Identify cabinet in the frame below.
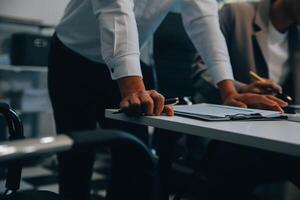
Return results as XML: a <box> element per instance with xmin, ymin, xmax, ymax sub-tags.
<box><xmin>0</xmin><ymin>65</ymin><xmax>55</xmax><ymax>139</ymax></box>
<box><xmin>0</xmin><ymin>16</ymin><xmax>56</xmax><ymax>139</ymax></box>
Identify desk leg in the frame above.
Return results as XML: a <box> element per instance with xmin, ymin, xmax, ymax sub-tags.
<box><xmin>156</xmin><ymin>128</ymin><xmax>179</xmax><ymax>200</ymax></box>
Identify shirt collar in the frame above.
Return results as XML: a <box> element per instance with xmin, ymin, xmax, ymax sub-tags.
<box><xmin>269</xmin><ymin>20</ymin><xmax>288</xmax><ymax>43</ymax></box>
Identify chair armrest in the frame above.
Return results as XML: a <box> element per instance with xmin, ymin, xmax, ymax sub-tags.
<box><xmin>0</xmin><ymin>135</ymin><xmax>73</xmax><ymax>163</ymax></box>
<box><xmin>0</xmin><ymin>129</ymin><xmax>154</xmax><ymax>166</ymax></box>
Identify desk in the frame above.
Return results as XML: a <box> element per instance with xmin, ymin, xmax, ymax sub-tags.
<box><xmin>106</xmin><ymin>109</ymin><xmax>300</xmax><ymax>157</ymax></box>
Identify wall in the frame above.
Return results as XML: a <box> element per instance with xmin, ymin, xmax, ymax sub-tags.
<box><xmin>0</xmin><ymin>0</ymin><xmax>69</xmax><ymax>25</ymax></box>
<box><xmin>0</xmin><ymin>0</ymin><xmax>70</xmax><ymax>137</ymax></box>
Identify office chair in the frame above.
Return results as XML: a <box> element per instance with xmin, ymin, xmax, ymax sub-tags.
<box><xmin>0</xmin><ymin>102</ymin><xmax>63</xmax><ymax>200</ymax></box>
<box><xmin>0</xmin><ymin>102</ymin><xmax>25</xmax><ymax>196</ymax></box>
<box><xmin>0</xmin><ymin>103</ymin><xmax>157</xmax><ymax>200</ymax></box>
<box><xmin>1</xmin><ymin>130</ymin><xmax>157</xmax><ymax>200</ymax></box>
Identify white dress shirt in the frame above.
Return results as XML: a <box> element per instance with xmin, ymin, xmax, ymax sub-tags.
<box><xmin>267</xmin><ymin>21</ymin><xmax>290</xmax><ymax>84</ymax></box>
<box><xmin>56</xmin><ymin>0</ymin><xmax>234</xmax><ymax>84</ymax></box>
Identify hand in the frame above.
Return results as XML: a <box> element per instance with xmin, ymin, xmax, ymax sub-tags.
<box><xmin>117</xmin><ymin>76</ymin><xmax>174</xmax><ymax>116</ymax></box>
<box><xmin>223</xmin><ymin>93</ymin><xmax>288</xmax><ymax>113</ymax></box>
<box><xmin>217</xmin><ymin>80</ymin><xmax>287</xmax><ymax>112</ymax></box>
<box><xmin>239</xmin><ymin>80</ymin><xmax>282</xmax><ymax>94</ymax></box>
<box><xmin>120</xmin><ymin>90</ymin><xmax>174</xmax><ymax>116</ymax></box>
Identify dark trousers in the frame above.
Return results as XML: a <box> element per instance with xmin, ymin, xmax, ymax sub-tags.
<box><xmin>48</xmin><ymin>34</ymin><xmax>154</xmax><ymax>200</ymax></box>
<box><xmin>199</xmin><ymin>140</ymin><xmax>300</xmax><ymax>200</ymax></box>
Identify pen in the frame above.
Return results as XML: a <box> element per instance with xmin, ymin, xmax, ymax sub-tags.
<box><xmin>113</xmin><ymin>97</ymin><xmax>179</xmax><ymax>114</ymax></box>
<box><xmin>249</xmin><ymin>70</ymin><xmax>293</xmax><ymax>102</ymax></box>
<box><xmin>164</xmin><ymin>97</ymin><xmax>180</xmax><ymax>105</ymax></box>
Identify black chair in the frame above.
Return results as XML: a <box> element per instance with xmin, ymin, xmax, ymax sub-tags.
<box><xmin>0</xmin><ymin>102</ymin><xmax>25</xmax><ymax>197</ymax></box>
<box><xmin>1</xmin><ymin>130</ymin><xmax>157</xmax><ymax>200</ymax></box>
<box><xmin>0</xmin><ymin>102</ymin><xmax>62</xmax><ymax>200</ymax></box>
<box><xmin>0</xmin><ymin>103</ymin><xmax>156</xmax><ymax>200</ymax></box>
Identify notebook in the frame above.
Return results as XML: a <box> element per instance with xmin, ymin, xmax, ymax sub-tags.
<box><xmin>173</xmin><ymin>103</ymin><xmax>286</xmax><ymax>121</ymax></box>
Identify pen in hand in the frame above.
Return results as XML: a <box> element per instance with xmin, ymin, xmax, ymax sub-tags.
<box><xmin>249</xmin><ymin>71</ymin><xmax>293</xmax><ymax>102</ymax></box>
<box><xmin>113</xmin><ymin>97</ymin><xmax>179</xmax><ymax>114</ymax></box>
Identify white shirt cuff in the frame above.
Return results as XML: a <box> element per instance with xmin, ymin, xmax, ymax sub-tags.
<box><xmin>106</xmin><ymin>54</ymin><xmax>143</xmax><ymax>80</ymax></box>
<box><xmin>209</xmin><ymin>62</ymin><xmax>234</xmax><ymax>85</ymax></box>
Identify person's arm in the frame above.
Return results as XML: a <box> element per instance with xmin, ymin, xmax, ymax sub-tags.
<box><xmin>91</xmin><ymin>0</ymin><xmax>140</xmax><ymax>80</ymax></box>
<box><xmin>180</xmin><ymin>0</ymin><xmax>238</xmax><ymax>100</ymax></box>
<box><xmin>180</xmin><ymin>0</ymin><xmax>233</xmax><ymax>85</ymax></box>
<box><xmin>90</xmin><ymin>0</ymin><xmax>173</xmax><ymax>116</ymax></box>
<box><xmin>181</xmin><ymin>0</ymin><xmax>287</xmax><ymax>111</ymax></box>
<box><xmin>218</xmin><ymin>4</ymin><xmax>282</xmax><ymax>95</ymax></box>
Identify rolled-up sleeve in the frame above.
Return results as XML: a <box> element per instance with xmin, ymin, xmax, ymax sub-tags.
<box><xmin>90</xmin><ymin>0</ymin><xmax>142</xmax><ymax>80</ymax></box>
<box><xmin>181</xmin><ymin>0</ymin><xmax>234</xmax><ymax>84</ymax></box>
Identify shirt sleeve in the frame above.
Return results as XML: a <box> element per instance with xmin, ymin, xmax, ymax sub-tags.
<box><xmin>181</xmin><ymin>0</ymin><xmax>234</xmax><ymax>85</ymax></box>
<box><xmin>90</xmin><ymin>0</ymin><xmax>142</xmax><ymax>80</ymax></box>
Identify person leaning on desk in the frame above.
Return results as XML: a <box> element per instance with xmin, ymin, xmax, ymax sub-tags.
<box><xmin>48</xmin><ymin>0</ymin><xmax>290</xmax><ymax>199</ymax></box>
<box><xmin>191</xmin><ymin>0</ymin><xmax>300</xmax><ymax>199</ymax></box>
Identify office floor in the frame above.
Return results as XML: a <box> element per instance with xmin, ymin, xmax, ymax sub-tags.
<box><xmin>0</xmin><ymin>154</ymin><xmax>110</xmax><ymax>199</ymax></box>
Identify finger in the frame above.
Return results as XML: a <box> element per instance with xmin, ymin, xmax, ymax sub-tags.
<box><xmin>224</xmin><ymin>99</ymin><xmax>247</xmax><ymax>108</ymax></box>
<box><xmin>254</xmin><ymin>80</ymin><xmax>274</xmax><ymax>88</ymax></box>
<box><xmin>265</xmin><ymin>95</ymin><xmax>288</xmax><ymax>107</ymax></box>
<box><xmin>273</xmin><ymin>83</ymin><xmax>282</xmax><ymax>93</ymax></box>
<box><xmin>128</xmin><ymin>95</ymin><xmax>142</xmax><ymax>116</ymax></box>
<box><xmin>262</xmin><ymin>102</ymin><xmax>284</xmax><ymax>113</ymax></box>
<box><xmin>258</xmin><ymin>96</ymin><xmax>284</xmax><ymax>112</ymax></box>
<box><xmin>254</xmin><ymin>81</ymin><xmax>282</xmax><ymax>93</ymax></box>
<box><xmin>163</xmin><ymin>105</ymin><xmax>174</xmax><ymax>116</ymax></box>
<box><xmin>120</xmin><ymin>98</ymin><xmax>130</xmax><ymax>109</ymax></box>
<box><xmin>120</xmin><ymin>100</ymin><xmax>136</xmax><ymax>116</ymax></box>
<box><xmin>120</xmin><ymin>99</ymin><xmax>130</xmax><ymax>111</ymax></box>
<box><xmin>139</xmin><ymin>93</ymin><xmax>154</xmax><ymax>115</ymax></box>
<box><xmin>236</xmin><ymin>93</ymin><xmax>283</xmax><ymax>112</ymax></box>
<box><xmin>264</xmin><ymin>80</ymin><xmax>282</xmax><ymax>93</ymax></box>
<box><xmin>150</xmin><ymin>90</ymin><xmax>165</xmax><ymax>115</ymax></box>
<box><xmin>251</xmin><ymin>87</ymin><xmax>264</xmax><ymax>94</ymax></box>
<box><xmin>242</xmin><ymin>83</ymin><xmax>264</xmax><ymax>94</ymax></box>
<box><xmin>239</xmin><ymin>93</ymin><xmax>269</xmax><ymax>105</ymax></box>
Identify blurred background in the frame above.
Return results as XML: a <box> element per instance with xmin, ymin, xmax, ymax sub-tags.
<box><xmin>0</xmin><ymin>0</ymin><xmax>299</xmax><ymax>200</ymax></box>
<box><xmin>0</xmin><ymin>0</ymin><xmax>253</xmax><ymax>139</ymax></box>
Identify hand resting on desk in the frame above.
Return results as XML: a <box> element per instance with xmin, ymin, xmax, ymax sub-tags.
<box><xmin>218</xmin><ymin>80</ymin><xmax>287</xmax><ymax>112</ymax></box>
<box><xmin>223</xmin><ymin>93</ymin><xmax>288</xmax><ymax>113</ymax></box>
<box><xmin>117</xmin><ymin>76</ymin><xmax>174</xmax><ymax>116</ymax></box>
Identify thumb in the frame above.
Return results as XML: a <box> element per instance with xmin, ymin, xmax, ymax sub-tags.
<box><xmin>163</xmin><ymin>105</ymin><xmax>174</xmax><ymax>116</ymax></box>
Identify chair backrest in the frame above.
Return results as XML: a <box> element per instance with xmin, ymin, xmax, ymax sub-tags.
<box><xmin>153</xmin><ymin>12</ymin><xmax>196</xmax><ymax>98</ymax></box>
<box><xmin>70</xmin><ymin>130</ymin><xmax>157</xmax><ymax>200</ymax></box>
<box><xmin>0</xmin><ymin>103</ymin><xmax>24</xmax><ymax>194</ymax></box>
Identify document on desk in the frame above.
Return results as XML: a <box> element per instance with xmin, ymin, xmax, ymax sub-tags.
<box><xmin>173</xmin><ymin>103</ymin><xmax>286</xmax><ymax>121</ymax></box>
